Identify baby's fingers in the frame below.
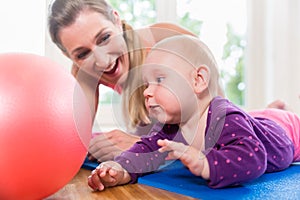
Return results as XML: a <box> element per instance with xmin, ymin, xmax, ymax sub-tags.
<box><xmin>87</xmin><ymin>175</ymin><xmax>98</xmax><ymax>191</ymax></box>
<box><xmin>96</xmin><ymin>164</ymin><xmax>108</xmax><ymax>177</ymax></box>
<box><xmin>158</xmin><ymin>139</ymin><xmax>185</xmax><ymax>151</ymax></box>
<box><xmin>157</xmin><ymin>139</ymin><xmax>173</xmax><ymax>152</ymax></box>
<box><xmin>88</xmin><ymin>170</ymin><xmax>105</xmax><ymax>191</ymax></box>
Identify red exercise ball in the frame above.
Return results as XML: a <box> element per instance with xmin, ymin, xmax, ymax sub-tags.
<box><xmin>0</xmin><ymin>53</ymin><xmax>92</xmax><ymax>200</ymax></box>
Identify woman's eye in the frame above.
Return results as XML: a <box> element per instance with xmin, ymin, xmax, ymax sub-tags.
<box><xmin>156</xmin><ymin>77</ymin><xmax>165</xmax><ymax>83</ymax></box>
<box><xmin>97</xmin><ymin>33</ymin><xmax>111</xmax><ymax>46</ymax></box>
<box><xmin>76</xmin><ymin>50</ymin><xmax>90</xmax><ymax>60</ymax></box>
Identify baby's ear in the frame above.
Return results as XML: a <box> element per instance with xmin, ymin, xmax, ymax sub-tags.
<box><xmin>193</xmin><ymin>65</ymin><xmax>210</xmax><ymax>94</ymax></box>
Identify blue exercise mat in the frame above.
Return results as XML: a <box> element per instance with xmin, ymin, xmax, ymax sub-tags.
<box><xmin>81</xmin><ymin>157</ymin><xmax>99</xmax><ymax>170</ymax></box>
<box><xmin>139</xmin><ymin>161</ymin><xmax>300</xmax><ymax>200</ymax></box>
<box><xmin>82</xmin><ymin>158</ymin><xmax>300</xmax><ymax>199</ymax></box>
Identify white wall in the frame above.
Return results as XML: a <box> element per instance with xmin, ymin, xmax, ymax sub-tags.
<box><xmin>0</xmin><ymin>0</ymin><xmax>71</xmax><ymax>71</ymax></box>
<box><xmin>45</xmin><ymin>0</ymin><xmax>72</xmax><ymax>72</ymax></box>
<box><xmin>246</xmin><ymin>0</ymin><xmax>300</xmax><ymax>114</ymax></box>
<box><xmin>0</xmin><ymin>1</ymin><xmax>46</xmax><ymax>55</ymax></box>
<box><xmin>155</xmin><ymin>0</ymin><xmax>177</xmax><ymax>22</ymax></box>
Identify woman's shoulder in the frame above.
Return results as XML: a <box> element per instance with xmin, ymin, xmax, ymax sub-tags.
<box><xmin>149</xmin><ymin>22</ymin><xmax>189</xmax><ymax>31</ymax></box>
<box><xmin>149</xmin><ymin>22</ymin><xmax>196</xmax><ymax>37</ymax></box>
<box><xmin>137</xmin><ymin>22</ymin><xmax>196</xmax><ymax>47</ymax></box>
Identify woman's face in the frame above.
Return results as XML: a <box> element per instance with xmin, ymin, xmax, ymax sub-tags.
<box><xmin>59</xmin><ymin>10</ymin><xmax>129</xmax><ymax>86</ymax></box>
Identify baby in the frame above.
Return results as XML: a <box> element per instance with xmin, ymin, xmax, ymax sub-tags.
<box><xmin>88</xmin><ymin>35</ymin><xmax>300</xmax><ymax>190</ymax></box>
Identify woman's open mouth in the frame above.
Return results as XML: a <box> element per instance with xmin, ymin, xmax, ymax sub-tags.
<box><xmin>104</xmin><ymin>59</ymin><xmax>119</xmax><ymax>75</ymax></box>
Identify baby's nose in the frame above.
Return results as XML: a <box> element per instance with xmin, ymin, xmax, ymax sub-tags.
<box><xmin>143</xmin><ymin>84</ymin><xmax>154</xmax><ymax>98</ymax></box>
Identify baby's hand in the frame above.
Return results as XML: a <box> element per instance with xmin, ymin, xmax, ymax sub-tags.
<box><xmin>157</xmin><ymin>139</ymin><xmax>209</xmax><ymax>179</ymax></box>
<box><xmin>87</xmin><ymin>161</ymin><xmax>128</xmax><ymax>191</ymax></box>
<box><xmin>157</xmin><ymin>139</ymin><xmax>189</xmax><ymax>160</ymax></box>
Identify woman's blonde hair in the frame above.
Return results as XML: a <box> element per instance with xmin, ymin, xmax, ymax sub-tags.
<box><xmin>121</xmin><ymin>21</ymin><xmax>150</xmax><ymax>129</ymax></box>
<box><xmin>48</xmin><ymin>0</ymin><xmax>150</xmax><ymax>128</ymax></box>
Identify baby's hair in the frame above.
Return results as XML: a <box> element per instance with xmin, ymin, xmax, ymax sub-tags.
<box><xmin>149</xmin><ymin>35</ymin><xmax>221</xmax><ymax>97</ymax></box>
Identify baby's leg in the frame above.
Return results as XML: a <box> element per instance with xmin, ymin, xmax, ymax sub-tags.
<box><xmin>249</xmin><ymin>108</ymin><xmax>300</xmax><ymax>162</ymax></box>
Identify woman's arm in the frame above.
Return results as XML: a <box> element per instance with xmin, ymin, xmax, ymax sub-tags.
<box><xmin>71</xmin><ymin>63</ymin><xmax>99</xmax><ymax>120</ymax></box>
<box><xmin>88</xmin><ymin>130</ymin><xmax>140</xmax><ymax>162</ymax></box>
<box><xmin>71</xmin><ymin>66</ymin><xmax>143</xmax><ymax>163</ymax></box>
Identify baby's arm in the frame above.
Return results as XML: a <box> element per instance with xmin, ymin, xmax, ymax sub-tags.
<box><xmin>88</xmin><ymin>161</ymin><xmax>131</xmax><ymax>191</ymax></box>
<box><xmin>157</xmin><ymin>139</ymin><xmax>210</xmax><ymax>180</ymax></box>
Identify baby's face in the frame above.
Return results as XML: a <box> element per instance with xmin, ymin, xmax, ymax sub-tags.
<box><xmin>142</xmin><ymin>50</ymin><xmax>199</xmax><ymax>124</ymax></box>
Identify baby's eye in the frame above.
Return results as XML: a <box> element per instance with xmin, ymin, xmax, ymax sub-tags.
<box><xmin>156</xmin><ymin>76</ymin><xmax>165</xmax><ymax>83</ymax></box>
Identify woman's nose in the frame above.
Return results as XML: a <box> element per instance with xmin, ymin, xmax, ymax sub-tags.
<box><xmin>93</xmin><ymin>47</ymin><xmax>110</xmax><ymax>69</ymax></box>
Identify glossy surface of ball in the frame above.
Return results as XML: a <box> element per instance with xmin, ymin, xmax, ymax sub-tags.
<box><xmin>0</xmin><ymin>53</ymin><xmax>92</xmax><ymax>200</ymax></box>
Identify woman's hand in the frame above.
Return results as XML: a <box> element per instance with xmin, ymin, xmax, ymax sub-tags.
<box><xmin>157</xmin><ymin>139</ymin><xmax>210</xmax><ymax>179</ymax></box>
<box><xmin>88</xmin><ymin>130</ymin><xmax>140</xmax><ymax>162</ymax></box>
<box><xmin>88</xmin><ymin>161</ymin><xmax>131</xmax><ymax>191</ymax></box>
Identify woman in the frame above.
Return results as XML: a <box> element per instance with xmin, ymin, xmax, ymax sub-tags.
<box><xmin>48</xmin><ymin>0</ymin><xmax>215</xmax><ymax>162</ymax></box>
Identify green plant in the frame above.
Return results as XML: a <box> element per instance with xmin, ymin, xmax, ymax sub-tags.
<box><xmin>222</xmin><ymin>23</ymin><xmax>246</xmax><ymax>106</ymax></box>
<box><xmin>108</xmin><ymin>0</ymin><xmax>156</xmax><ymax>27</ymax></box>
<box><xmin>179</xmin><ymin>12</ymin><xmax>203</xmax><ymax>36</ymax></box>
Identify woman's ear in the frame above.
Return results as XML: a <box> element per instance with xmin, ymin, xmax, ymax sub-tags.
<box><xmin>193</xmin><ymin>65</ymin><xmax>210</xmax><ymax>94</ymax></box>
<box><xmin>112</xmin><ymin>10</ymin><xmax>122</xmax><ymax>29</ymax></box>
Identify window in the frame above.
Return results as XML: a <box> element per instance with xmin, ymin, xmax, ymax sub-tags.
<box><xmin>109</xmin><ymin>0</ymin><xmax>156</xmax><ymax>28</ymax></box>
<box><xmin>95</xmin><ymin>0</ymin><xmax>247</xmax><ymax>131</ymax></box>
<box><xmin>102</xmin><ymin>0</ymin><xmax>247</xmax><ymax>107</ymax></box>
<box><xmin>176</xmin><ymin>0</ymin><xmax>247</xmax><ymax>106</ymax></box>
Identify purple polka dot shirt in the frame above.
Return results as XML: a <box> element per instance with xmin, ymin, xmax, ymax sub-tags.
<box><xmin>115</xmin><ymin>96</ymin><xmax>294</xmax><ymax>188</ymax></box>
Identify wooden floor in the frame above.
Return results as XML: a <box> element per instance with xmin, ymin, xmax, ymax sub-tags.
<box><xmin>46</xmin><ymin>168</ymin><xmax>197</xmax><ymax>200</ymax></box>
